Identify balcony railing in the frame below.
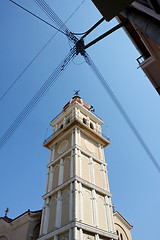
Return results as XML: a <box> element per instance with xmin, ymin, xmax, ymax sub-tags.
<box><xmin>43</xmin><ymin>116</ymin><xmax>110</xmax><ymax>145</ymax></box>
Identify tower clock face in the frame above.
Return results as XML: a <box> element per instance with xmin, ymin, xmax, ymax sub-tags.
<box><xmin>58</xmin><ymin>140</ymin><xmax>68</xmax><ymax>154</ymax></box>
<box><xmin>84</xmin><ymin>138</ymin><xmax>95</xmax><ymax>153</ymax></box>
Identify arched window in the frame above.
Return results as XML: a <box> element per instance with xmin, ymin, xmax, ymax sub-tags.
<box><xmin>83</xmin><ymin>118</ymin><xmax>87</xmax><ymax>124</ymax></box>
<box><xmin>60</xmin><ymin>124</ymin><xmax>63</xmax><ymax>130</ymax></box>
<box><xmin>120</xmin><ymin>233</ymin><xmax>123</xmax><ymax>240</ymax></box>
<box><xmin>90</xmin><ymin>122</ymin><xmax>94</xmax><ymax>129</ymax></box>
<box><xmin>116</xmin><ymin>230</ymin><xmax>119</xmax><ymax>240</ymax></box>
<box><xmin>66</xmin><ymin>117</ymin><xmax>70</xmax><ymax>124</ymax></box>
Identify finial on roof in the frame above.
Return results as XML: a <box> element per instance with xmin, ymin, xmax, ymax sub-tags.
<box><xmin>5</xmin><ymin>207</ymin><xmax>9</xmax><ymax>217</ymax></box>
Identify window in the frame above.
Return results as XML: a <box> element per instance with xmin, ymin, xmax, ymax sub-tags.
<box><xmin>120</xmin><ymin>233</ymin><xmax>123</xmax><ymax>240</ymax></box>
<box><xmin>66</xmin><ymin>117</ymin><xmax>70</xmax><ymax>124</ymax></box>
<box><xmin>60</xmin><ymin>124</ymin><xmax>63</xmax><ymax>129</ymax></box>
<box><xmin>116</xmin><ymin>230</ymin><xmax>119</xmax><ymax>240</ymax></box>
<box><xmin>83</xmin><ymin>118</ymin><xmax>87</xmax><ymax>124</ymax></box>
<box><xmin>90</xmin><ymin>122</ymin><xmax>94</xmax><ymax>129</ymax></box>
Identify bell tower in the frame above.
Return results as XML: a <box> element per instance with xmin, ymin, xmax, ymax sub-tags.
<box><xmin>38</xmin><ymin>95</ymin><xmax>118</xmax><ymax>240</ymax></box>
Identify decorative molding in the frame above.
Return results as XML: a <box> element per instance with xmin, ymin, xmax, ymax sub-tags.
<box><xmin>58</xmin><ymin>140</ymin><xmax>68</xmax><ymax>154</ymax></box>
<box><xmin>43</xmin><ymin>175</ymin><xmax>112</xmax><ymax>200</ymax></box>
<box><xmin>38</xmin><ymin>220</ymin><xmax>118</xmax><ymax>240</ymax></box>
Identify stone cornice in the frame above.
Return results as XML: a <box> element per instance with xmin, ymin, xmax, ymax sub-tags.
<box><xmin>37</xmin><ymin>221</ymin><xmax>118</xmax><ymax>240</ymax></box>
<box><xmin>47</xmin><ymin>144</ymin><xmax>107</xmax><ymax>169</ymax></box>
<box><xmin>43</xmin><ymin>175</ymin><xmax>112</xmax><ymax>199</ymax></box>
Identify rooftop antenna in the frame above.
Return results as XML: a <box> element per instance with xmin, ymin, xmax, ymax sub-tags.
<box><xmin>106</xmin><ymin>126</ymin><xmax>110</xmax><ymax>140</ymax></box>
<box><xmin>44</xmin><ymin>128</ymin><xmax>48</xmax><ymax>141</ymax></box>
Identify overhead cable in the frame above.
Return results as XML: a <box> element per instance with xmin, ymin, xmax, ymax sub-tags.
<box><xmin>84</xmin><ymin>52</ymin><xmax>160</xmax><ymax>173</ymax></box>
<box><xmin>0</xmin><ymin>48</ymin><xmax>77</xmax><ymax>149</ymax></box>
<box><xmin>1</xmin><ymin>0</ymin><xmax>85</xmax><ymax>101</ymax></box>
<box><xmin>34</xmin><ymin>0</ymin><xmax>79</xmax><ymax>43</ymax></box>
<box><xmin>9</xmin><ymin>0</ymin><xmax>67</xmax><ymax>36</ymax></box>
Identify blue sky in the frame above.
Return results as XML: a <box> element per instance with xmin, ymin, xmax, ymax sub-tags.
<box><xmin>0</xmin><ymin>0</ymin><xmax>160</xmax><ymax>239</ymax></box>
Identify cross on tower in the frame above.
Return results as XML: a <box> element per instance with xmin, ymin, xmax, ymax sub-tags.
<box><xmin>5</xmin><ymin>207</ymin><xmax>9</xmax><ymax>217</ymax></box>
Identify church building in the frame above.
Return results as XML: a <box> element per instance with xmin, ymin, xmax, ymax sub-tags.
<box><xmin>0</xmin><ymin>95</ymin><xmax>133</xmax><ymax>240</ymax></box>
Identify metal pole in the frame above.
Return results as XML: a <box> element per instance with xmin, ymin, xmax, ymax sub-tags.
<box><xmin>84</xmin><ymin>20</ymin><xmax>127</xmax><ymax>49</ymax></box>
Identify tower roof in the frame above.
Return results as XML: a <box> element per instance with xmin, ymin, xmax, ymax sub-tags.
<box><xmin>63</xmin><ymin>96</ymin><xmax>90</xmax><ymax>111</ymax></box>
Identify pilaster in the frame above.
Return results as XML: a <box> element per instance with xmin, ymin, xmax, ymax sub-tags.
<box><xmin>43</xmin><ymin>198</ymin><xmax>50</xmax><ymax>234</ymax></box>
<box><xmin>55</xmin><ymin>191</ymin><xmax>62</xmax><ymax>228</ymax></box>
<box><xmin>71</xmin><ymin>150</ymin><xmax>74</xmax><ymax>177</ymax></box>
<box><xmin>58</xmin><ymin>158</ymin><xmax>64</xmax><ymax>185</ymax></box>
<box><xmin>79</xmin><ymin>183</ymin><xmax>83</xmax><ymax>222</ymax></box>
<box><xmin>74</xmin><ymin>180</ymin><xmax>78</xmax><ymax>221</ymax></box>
<box><xmin>92</xmin><ymin>189</ymin><xmax>98</xmax><ymax>227</ymax></box>
<box><xmin>69</xmin><ymin>228</ymin><xmax>72</xmax><ymax>240</ymax></box>
<box><xmin>69</xmin><ymin>183</ymin><xmax>73</xmax><ymax>221</ymax></box>
<box><xmin>48</xmin><ymin>166</ymin><xmax>53</xmax><ymax>192</ymax></box>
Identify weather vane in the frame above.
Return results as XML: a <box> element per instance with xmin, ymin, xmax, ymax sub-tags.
<box><xmin>74</xmin><ymin>90</ymin><xmax>80</xmax><ymax>96</ymax></box>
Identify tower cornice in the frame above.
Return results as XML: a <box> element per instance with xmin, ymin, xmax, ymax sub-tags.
<box><xmin>44</xmin><ymin>118</ymin><xmax>110</xmax><ymax>149</ymax></box>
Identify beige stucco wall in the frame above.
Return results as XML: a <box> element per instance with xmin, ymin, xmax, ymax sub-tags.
<box><xmin>81</xmin><ymin>153</ymin><xmax>90</xmax><ymax>182</ymax></box>
<box><xmin>54</xmin><ymin>133</ymin><xmax>71</xmax><ymax>160</ymax></box>
<box><xmin>80</xmin><ymin>133</ymin><xmax>99</xmax><ymax>159</ymax></box>
<box><xmin>0</xmin><ymin>212</ymin><xmax>41</xmax><ymax>240</ymax></box>
<box><xmin>52</xmin><ymin>161</ymin><xmax>60</xmax><ymax>190</ymax></box>
<box><xmin>0</xmin><ymin>220</ymin><xmax>11</xmax><ymax>240</ymax></box>
<box><xmin>82</xmin><ymin>187</ymin><xmax>93</xmax><ymax>226</ymax></box>
<box><xmin>48</xmin><ymin>194</ymin><xmax>57</xmax><ymax>233</ymax></box>
<box><xmin>61</xmin><ymin>187</ymin><xmax>70</xmax><ymax>227</ymax></box>
<box><xmin>63</xmin><ymin>156</ymin><xmax>71</xmax><ymax>183</ymax></box>
<box><xmin>97</xmin><ymin>193</ymin><xmax>107</xmax><ymax>231</ymax></box>
<box><xmin>94</xmin><ymin>161</ymin><xmax>103</xmax><ymax>188</ymax></box>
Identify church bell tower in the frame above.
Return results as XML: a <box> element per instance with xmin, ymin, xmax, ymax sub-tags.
<box><xmin>38</xmin><ymin>95</ymin><xmax>118</xmax><ymax>240</ymax></box>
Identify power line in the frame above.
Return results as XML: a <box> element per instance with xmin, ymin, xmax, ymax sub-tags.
<box><xmin>0</xmin><ymin>47</ymin><xmax>77</xmax><ymax>149</ymax></box>
<box><xmin>33</xmin><ymin>1</ymin><xmax>160</xmax><ymax>173</ymax></box>
<box><xmin>84</xmin><ymin>53</ymin><xmax>160</xmax><ymax>173</ymax></box>
<box><xmin>5</xmin><ymin>0</ymin><xmax>160</xmax><ymax>173</ymax></box>
<box><xmin>0</xmin><ymin>0</ymin><xmax>85</xmax><ymax>101</ymax></box>
<box><xmin>34</xmin><ymin>0</ymin><xmax>79</xmax><ymax>44</ymax></box>
<box><xmin>9</xmin><ymin>0</ymin><xmax>67</xmax><ymax>36</ymax></box>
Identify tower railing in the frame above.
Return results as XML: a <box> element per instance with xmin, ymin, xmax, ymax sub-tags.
<box><xmin>43</xmin><ymin>115</ymin><xmax>110</xmax><ymax>144</ymax></box>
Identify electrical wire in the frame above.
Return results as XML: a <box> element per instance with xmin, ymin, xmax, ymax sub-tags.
<box><xmin>5</xmin><ymin>0</ymin><xmax>160</xmax><ymax>173</ymax></box>
<box><xmin>34</xmin><ymin>0</ymin><xmax>79</xmax><ymax>43</ymax></box>
<box><xmin>0</xmin><ymin>48</ymin><xmax>77</xmax><ymax>149</ymax></box>
<box><xmin>30</xmin><ymin>4</ymin><xmax>160</xmax><ymax>173</ymax></box>
<box><xmin>0</xmin><ymin>0</ymin><xmax>85</xmax><ymax>101</ymax></box>
<box><xmin>9</xmin><ymin>0</ymin><xmax>67</xmax><ymax>36</ymax></box>
<box><xmin>84</xmin><ymin>52</ymin><xmax>160</xmax><ymax>173</ymax></box>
